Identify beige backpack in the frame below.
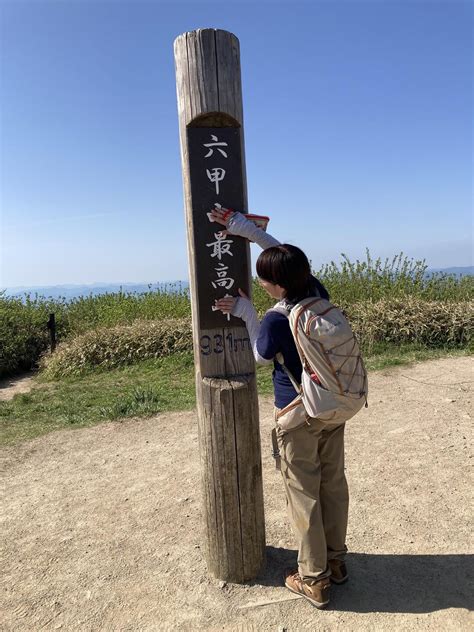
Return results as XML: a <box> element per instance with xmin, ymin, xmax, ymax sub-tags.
<box><xmin>273</xmin><ymin>297</ymin><xmax>368</xmax><ymax>430</ymax></box>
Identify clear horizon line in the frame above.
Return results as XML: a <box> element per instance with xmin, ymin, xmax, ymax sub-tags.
<box><xmin>3</xmin><ymin>265</ymin><xmax>474</xmax><ymax>291</ymax></box>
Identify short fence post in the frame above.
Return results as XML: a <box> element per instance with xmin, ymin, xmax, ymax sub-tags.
<box><xmin>47</xmin><ymin>313</ymin><xmax>56</xmax><ymax>353</ymax></box>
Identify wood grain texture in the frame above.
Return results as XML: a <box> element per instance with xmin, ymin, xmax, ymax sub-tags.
<box><xmin>198</xmin><ymin>376</ymin><xmax>264</xmax><ymax>581</ymax></box>
<box><xmin>174</xmin><ymin>28</ymin><xmax>265</xmax><ymax>582</ymax></box>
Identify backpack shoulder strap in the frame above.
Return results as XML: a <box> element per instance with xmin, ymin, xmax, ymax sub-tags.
<box><xmin>267</xmin><ymin>305</ymin><xmax>292</xmax><ymax>318</ymax></box>
<box><xmin>275</xmin><ymin>352</ymin><xmax>302</xmax><ymax>392</ymax></box>
<box><xmin>267</xmin><ymin>305</ymin><xmax>302</xmax><ymax>392</ymax></box>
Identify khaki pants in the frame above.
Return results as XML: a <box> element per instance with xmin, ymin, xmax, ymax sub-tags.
<box><xmin>275</xmin><ymin>412</ymin><xmax>349</xmax><ymax>581</ymax></box>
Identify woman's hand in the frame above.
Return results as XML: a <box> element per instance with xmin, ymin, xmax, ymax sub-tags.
<box><xmin>208</xmin><ymin>205</ymin><xmax>235</xmax><ymax>236</ymax></box>
<box><xmin>214</xmin><ymin>295</ymin><xmax>236</xmax><ymax>315</ymax></box>
<box><xmin>214</xmin><ymin>289</ymin><xmax>249</xmax><ymax>315</ymax></box>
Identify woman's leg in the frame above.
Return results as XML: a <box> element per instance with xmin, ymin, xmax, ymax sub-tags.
<box><xmin>277</xmin><ymin>421</ymin><xmax>330</xmax><ymax>581</ymax></box>
<box><xmin>318</xmin><ymin>422</ymin><xmax>349</xmax><ymax>562</ymax></box>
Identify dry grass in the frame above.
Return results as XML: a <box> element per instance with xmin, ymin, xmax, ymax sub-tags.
<box><xmin>345</xmin><ymin>298</ymin><xmax>473</xmax><ymax>353</ymax></box>
<box><xmin>39</xmin><ymin>299</ymin><xmax>473</xmax><ymax>378</ymax></box>
<box><xmin>40</xmin><ymin>319</ymin><xmax>192</xmax><ymax>378</ymax></box>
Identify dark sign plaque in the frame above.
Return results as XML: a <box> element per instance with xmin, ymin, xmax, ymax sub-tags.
<box><xmin>187</xmin><ymin>127</ymin><xmax>250</xmax><ymax>330</ymax></box>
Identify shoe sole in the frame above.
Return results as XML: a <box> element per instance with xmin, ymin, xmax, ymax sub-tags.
<box><xmin>285</xmin><ymin>581</ymin><xmax>329</xmax><ymax>609</ymax></box>
<box><xmin>330</xmin><ymin>575</ymin><xmax>349</xmax><ymax>585</ymax></box>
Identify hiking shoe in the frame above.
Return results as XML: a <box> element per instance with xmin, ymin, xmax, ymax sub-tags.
<box><xmin>329</xmin><ymin>559</ymin><xmax>348</xmax><ymax>584</ymax></box>
<box><xmin>284</xmin><ymin>569</ymin><xmax>330</xmax><ymax>608</ymax></box>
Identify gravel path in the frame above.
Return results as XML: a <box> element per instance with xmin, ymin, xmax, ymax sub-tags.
<box><xmin>1</xmin><ymin>356</ymin><xmax>473</xmax><ymax>631</ymax></box>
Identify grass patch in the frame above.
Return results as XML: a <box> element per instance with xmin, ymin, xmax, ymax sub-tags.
<box><xmin>1</xmin><ymin>346</ymin><xmax>471</xmax><ymax>446</ymax></box>
<box><xmin>0</xmin><ymin>353</ymin><xmax>196</xmax><ymax>445</ymax></box>
<box><xmin>364</xmin><ymin>343</ymin><xmax>471</xmax><ymax>371</ymax></box>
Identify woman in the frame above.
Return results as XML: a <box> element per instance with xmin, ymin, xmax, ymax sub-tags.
<box><xmin>211</xmin><ymin>207</ymin><xmax>349</xmax><ymax>609</ymax></box>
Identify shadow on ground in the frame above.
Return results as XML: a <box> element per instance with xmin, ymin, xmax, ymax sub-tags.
<box><xmin>256</xmin><ymin>547</ymin><xmax>473</xmax><ymax>613</ymax></box>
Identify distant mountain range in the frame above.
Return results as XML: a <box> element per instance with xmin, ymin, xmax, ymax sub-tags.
<box><xmin>2</xmin><ymin>281</ymin><xmax>190</xmax><ymax>300</ymax></box>
<box><xmin>426</xmin><ymin>267</ymin><xmax>473</xmax><ymax>276</ymax></box>
<box><xmin>2</xmin><ymin>267</ymin><xmax>472</xmax><ymax>300</ymax></box>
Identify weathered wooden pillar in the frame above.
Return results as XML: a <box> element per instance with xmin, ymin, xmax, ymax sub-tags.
<box><xmin>174</xmin><ymin>29</ymin><xmax>265</xmax><ymax>582</ymax></box>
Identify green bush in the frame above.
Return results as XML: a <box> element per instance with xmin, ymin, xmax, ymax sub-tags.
<box><xmin>316</xmin><ymin>251</ymin><xmax>474</xmax><ymax>303</ymax></box>
<box><xmin>0</xmin><ymin>284</ymin><xmax>190</xmax><ymax>378</ymax></box>
<box><xmin>2</xmin><ymin>253</ymin><xmax>473</xmax><ymax>379</ymax></box>
<box><xmin>0</xmin><ymin>293</ymin><xmax>59</xmax><ymax>377</ymax></box>
<box><xmin>62</xmin><ymin>283</ymin><xmax>190</xmax><ymax>333</ymax></box>
<box><xmin>250</xmin><ymin>251</ymin><xmax>474</xmax><ymax>315</ymax></box>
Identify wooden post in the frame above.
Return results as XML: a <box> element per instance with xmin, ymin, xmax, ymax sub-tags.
<box><xmin>174</xmin><ymin>29</ymin><xmax>265</xmax><ymax>582</ymax></box>
<box><xmin>47</xmin><ymin>313</ymin><xmax>56</xmax><ymax>352</ymax></box>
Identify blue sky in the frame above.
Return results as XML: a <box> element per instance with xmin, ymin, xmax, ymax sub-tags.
<box><xmin>1</xmin><ymin>0</ymin><xmax>472</xmax><ymax>287</ymax></box>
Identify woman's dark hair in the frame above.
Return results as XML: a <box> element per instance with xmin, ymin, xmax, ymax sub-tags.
<box><xmin>256</xmin><ymin>244</ymin><xmax>329</xmax><ymax>302</ymax></box>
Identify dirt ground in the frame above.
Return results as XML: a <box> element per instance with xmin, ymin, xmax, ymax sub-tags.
<box><xmin>1</xmin><ymin>356</ymin><xmax>473</xmax><ymax>631</ymax></box>
<box><xmin>0</xmin><ymin>373</ymin><xmax>36</xmax><ymax>401</ymax></box>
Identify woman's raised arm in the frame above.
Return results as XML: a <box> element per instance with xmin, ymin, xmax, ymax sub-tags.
<box><xmin>209</xmin><ymin>207</ymin><xmax>280</xmax><ymax>250</ymax></box>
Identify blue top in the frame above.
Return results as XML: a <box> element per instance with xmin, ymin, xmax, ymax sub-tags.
<box><xmin>256</xmin><ymin>310</ymin><xmax>302</xmax><ymax>409</ymax></box>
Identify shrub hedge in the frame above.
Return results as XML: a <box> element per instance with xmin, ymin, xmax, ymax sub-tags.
<box><xmin>345</xmin><ymin>298</ymin><xmax>473</xmax><ymax>353</ymax></box>
<box><xmin>2</xmin><ymin>252</ymin><xmax>473</xmax><ymax>378</ymax></box>
<box><xmin>0</xmin><ymin>295</ymin><xmax>57</xmax><ymax>378</ymax></box>
<box><xmin>39</xmin><ymin>298</ymin><xmax>473</xmax><ymax>378</ymax></box>
<box><xmin>40</xmin><ymin>319</ymin><xmax>193</xmax><ymax>378</ymax></box>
